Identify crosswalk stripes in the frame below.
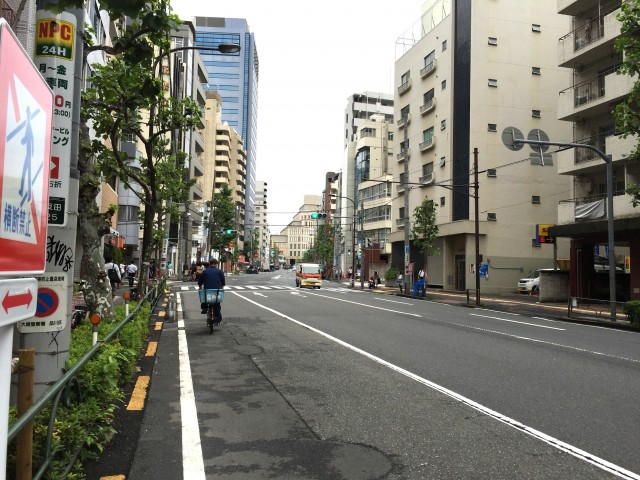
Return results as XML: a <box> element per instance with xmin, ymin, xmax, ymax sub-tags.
<box><xmin>178</xmin><ymin>284</ymin><xmax>358</xmax><ymax>292</ymax></box>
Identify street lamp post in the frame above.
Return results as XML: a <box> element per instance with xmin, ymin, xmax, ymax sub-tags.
<box><xmin>149</xmin><ymin>41</ymin><xmax>240</xmax><ymax>281</ymax></box>
<box><xmin>509</xmin><ymin>133</ymin><xmax>617</xmax><ymax>321</ymax></box>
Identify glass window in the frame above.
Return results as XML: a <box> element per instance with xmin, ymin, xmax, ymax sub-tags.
<box><xmin>488</xmin><ymin>37</ymin><xmax>497</xmax><ymax>45</ymax></box>
<box><xmin>532</xmin><ymin>67</ymin><xmax>541</xmax><ymax>75</ymax></box>
<box><xmin>440</xmin><ymin>197</ymin><xmax>445</xmax><ymax>206</ymax></box>
<box><xmin>423</xmin><ymin>127</ymin><xmax>434</xmax><ymax>143</ymax></box>
<box><xmin>424</xmin><ymin>88</ymin><xmax>435</xmax><ymax>104</ymax></box>
<box><xmin>441</xmin><ymin>80</ymin><xmax>446</xmax><ymax>90</ymax></box>
<box><xmin>442</xmin><ymin>39</ymin><xmax>447</xmax><ymax>51</ymax></box>
<box><xmin>532</xmin><ymin>24</ymin><xmax>541</xmax><ymax>32</ymax></box>
<box><xmin>441</xmin><ymin>119</ymin><xmax>446</xmax><ymax>130</ymax></box>
<box><xmin>532</xmin><ymin>110</ymin><xmax>541</xmax><ymax>118</ymax></box>
<box><xmin>488</xmin><ymin>79</ymin><xmax>498</xmax><ymax>87</ymax></box>
<box><xmin>488</xmin><ymin>124</ymin><xmax>497</xmax><ymax>132</ymax></box>
<box><xmin>401</xmin><ymin>71</ymin><xmax>410</xmax><ymax>85</ymax></box>
<box><xmin>424</xmin><ymin>50</ymin><xmax>435</xmax><ymax>67</ymax></box>
<box><xmin>423</xmin><ymin>162</ymin><xmax>434</xmax><ymax>176</ymax></box>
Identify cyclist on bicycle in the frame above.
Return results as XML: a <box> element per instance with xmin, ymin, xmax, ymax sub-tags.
<box><xmin>198</xmin><ymin>258</ymin><xmax>225</xmax><ymax>322</ymax></box>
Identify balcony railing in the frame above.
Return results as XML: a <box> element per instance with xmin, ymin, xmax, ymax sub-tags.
<box><xmin>420</xmin><ymin>98</ymin><xmax>435</xmax><ymax>115</ymax></box>
<box><xmin>419</xmin><ymin>173</ymin><xmax>434</xmax><ymax>185</ymax></box>
<box><xmin>562</xmin><ymin>64</ymin><xmax>621</xmax><ymax>108</ymax></box>
<box><xmin>397</xmin><ymin>149</ymin><xmax>410</xmax><ymax>162</ymax></box>
<box><xmin>398</xmin><ymin>78</ymin><xmax>412</xmax><ymax>96</ymax></box>
<box><xmin>397</xmin><ymin>114</ymin><xmax>410</xmax><ymax>129</ymax></box>
<box><xmin>420</xmin><ymin>137</ymin><xmax>435</xmax><ymax>152</ymax></box>
<box><xmin>420</xmin><ymin>60</ymin><xmax>436</xmax><ymax>78</ymax></box>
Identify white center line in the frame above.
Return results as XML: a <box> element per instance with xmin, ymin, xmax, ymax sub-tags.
<box><xmin>469</xmin><ymin>313</ymin><xmax>565</xmax><ymax>330</ymax></box>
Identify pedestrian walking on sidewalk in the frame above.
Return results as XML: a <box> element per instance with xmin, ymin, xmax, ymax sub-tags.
<box><xmin>397</xmin><ymin>272</ymin><xmax>403</xmax><ymax>293</ymax></box>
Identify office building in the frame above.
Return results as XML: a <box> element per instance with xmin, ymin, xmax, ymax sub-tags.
<box><xmin>391</xmin><ymin>0</ymin><xmax>572</xmax><ymax>293</ymax></box>
<box><xmin>194</xmin><ymin>16</ymin><xmax>259</xmax><ymax>245</ymax></box>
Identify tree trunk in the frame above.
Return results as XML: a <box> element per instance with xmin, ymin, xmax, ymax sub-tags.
<box><xmin>77</xmin><ymin>122</ymin><xmax>116</xmax><ymax>321</ymax></box>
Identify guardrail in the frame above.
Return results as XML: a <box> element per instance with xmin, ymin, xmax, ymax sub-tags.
<box><xmin>7</xmin><ymin>278</ymin><xmax>166</xmax><ymax>479</ymax></box>
<box><xmin>567</xmin><ymin>296</ymin><xmax>626</xmax><ymax>321</ymax></box>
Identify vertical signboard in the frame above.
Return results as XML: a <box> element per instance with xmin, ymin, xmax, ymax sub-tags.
<box><xmin>0</xmin><ymin>20</ymin><xmax>53</xmax><ymax>275</ymax></box>
<box><xmin>35</xmin><ymin>11</ymin><xmax>77</xmax><ymax>227</ymax></box>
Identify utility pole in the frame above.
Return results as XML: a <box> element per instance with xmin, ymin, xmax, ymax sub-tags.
<box><xmin>474</xmin><ymin>148</ymin><xmax>481</xmax><ymax>306</ymax></box>
<box><xmin>402</xmin><ymin>109</ymin><xmax>411</xmax><ymax>294</ymax></box>
<box><xmin>360</xmin><ymin>200</ymin><xmax>365</xmax><ymax>290</ymax></box>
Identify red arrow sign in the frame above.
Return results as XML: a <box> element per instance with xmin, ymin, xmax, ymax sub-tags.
<box><xmin>3</xmin><ymin>289</ymin><xmax>33</xmax><ymax>313</ymax></box>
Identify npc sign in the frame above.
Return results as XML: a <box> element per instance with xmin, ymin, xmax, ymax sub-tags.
<box><xmin>0</xmin><ymin>20</ymin><xmax>53</xmax><ymax>274</ymax></box>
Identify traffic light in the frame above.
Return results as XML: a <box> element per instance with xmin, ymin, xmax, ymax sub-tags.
<box><xmin>223</xmin><ymin>229</ymin><xmax>238</xmax><ymax>235</ymax></box>
<box><xmin>228</xmin><ymin>240</ymin><xmax>234</xmax><ymax>249</ymax></box>
<box><xmin>311</xmin><ymin>212</ymin><xmax>327</xmax><ymax>219</ymax></box>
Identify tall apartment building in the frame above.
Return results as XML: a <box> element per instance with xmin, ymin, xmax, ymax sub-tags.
<box><xmin>203</xmin><ymin>90</ymin><xmax>248</xmax><ymax>256</ymax></box>
<box><xmin>555</xmin><ymin>0</ymin><xmax>639</xmax><ymax>301</ymax></box>
<box><xmin>194</xmin><ymin>17</ymin><xmax>259</xmax><ymax>245</ymax></box>
<box><xmin>391</xmin><ymin>0</ymin><xmax>572</xmax><ymax>293</ymax></box>
<box><xmin>254</xmin><ymin>180</ymin><xmax>270</xmax><ymax>270</ymax></box>
<box><xmin>340</xmin><ymin>92</ymin><xmax>395</xmax><ymax>275</ymax></box>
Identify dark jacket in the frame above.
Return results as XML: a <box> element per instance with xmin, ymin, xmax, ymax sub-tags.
<box><xmin>198</xmin><ymin>266</ymin><xmax>226</xmax><ymax>290</ymax></box>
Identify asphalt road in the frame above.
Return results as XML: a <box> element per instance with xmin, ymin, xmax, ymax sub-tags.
<box><xmin>109</xmin><ymin>270</ymin><xmax>640</xmax><ymax>479</ymax></box>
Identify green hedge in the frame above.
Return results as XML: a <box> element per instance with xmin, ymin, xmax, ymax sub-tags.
<box><xmin>6</xmin><ymin>301</ymin><xmax>151</xmax><ymax>480</ymax></box>
<box><xmin>623</xmin><ymin>300</ymin><xmax>640</xmax><ymax>326</ymax></box>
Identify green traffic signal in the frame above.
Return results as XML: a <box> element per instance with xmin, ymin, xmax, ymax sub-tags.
<box><xmin>311</xmin><ymin>212</ymin><xmax>327</xmax><ymax>219</ymax></box>
<box><xmin>311</xmin><ymin>212</ymin><xmax>318</xmax><ymax>219</ymax></box>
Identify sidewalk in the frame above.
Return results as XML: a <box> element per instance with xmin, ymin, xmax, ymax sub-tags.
<box><xmin>331</xmin><ymin>279</ymin><xmax>635</xmax><ymax>330</ymax></box>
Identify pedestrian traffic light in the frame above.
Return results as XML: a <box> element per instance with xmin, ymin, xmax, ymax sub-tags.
<box><xmin>228</xmin><ymin>241</ymin><xmax>234</xmax><ymax>249</ymax></box>
<box><xmin>311</xmin><ymin>212</ymin><xmax>327</xmax><ymax>219</ymax></box>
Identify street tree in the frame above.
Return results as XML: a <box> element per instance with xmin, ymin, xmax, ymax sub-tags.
<box><xmin>207</xmin><ymin>184</ymin><xmax>237</xmax><ymax>263</ymax></box>
<box><xmin>614</xmin><ymin>0</ymin><xmax>640</xmax><ymax>205</ymax></box>
<box><xmin>313</xmin><ymin>222</ymin><xmax>335</xmax><ymax>268</ymax></box>
<box><xmin>81</xmin><ymin>4</ymin><xmax>200</xmax><ymax>302</ymax></box>
<box><xmin>410</xmin><ymin>198</ymin><xmax>439</xmax><ymax>270</ymax></box>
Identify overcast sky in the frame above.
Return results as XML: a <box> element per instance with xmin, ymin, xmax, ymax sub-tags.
<box><xmin>173</xmin><ymin>1</ymin><xmax>423</xmax><ymax>232</ymax></box>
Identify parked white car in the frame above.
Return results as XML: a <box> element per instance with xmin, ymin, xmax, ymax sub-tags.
<box><xmin>517</xmin><ymin>270</ymin><xmax>542</xmax><ymax>293</ymax></box>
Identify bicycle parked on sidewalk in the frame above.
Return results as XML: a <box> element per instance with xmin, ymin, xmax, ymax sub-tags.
<box><xmin>198</xmin><ymin>288</ymin><xmax>224</xmax><ymax>334</ymax></box>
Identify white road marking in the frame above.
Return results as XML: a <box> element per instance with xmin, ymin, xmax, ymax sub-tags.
<box><xmin>469</xmin><ymin>313</ymin><xmax>566</xmax><ymax>331</ymax></box>
<box><xmin>176</xmin><ymin>293</ymin><xmax>205</xmax><ymax>479</ymax></box>
<box><xmin>234</xmin><ymin>294</ymin><xmax>640</xmax><ymax>480</ymax></box>
<box><xmin>374</xmin><ymin>297</ymin><xmax>414</xmax><ymax>305</ymax></box>
<box><xmin>292</xmin><ymin>290</ymin><xmax>422</xmax><ymax>317</ymax></box>
<box><xmin>253</xmin><ymin>292</ymin><xmax>267</xmax><ymax>297</ymax></box>
<box><xmin>451</xmin><ymin>321</ymin><xmax>640</xmax><ymax>365</ymax></box>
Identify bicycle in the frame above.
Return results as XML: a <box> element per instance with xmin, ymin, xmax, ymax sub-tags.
<box><xmin>71</xmin><ymin>280</ymin><xmax>88</xmax><ymax>329</ymax></box>
<box><xmin>198</xmin><ymin>288</ymin><xmax>224</xmax><ymax>334</ymax></box>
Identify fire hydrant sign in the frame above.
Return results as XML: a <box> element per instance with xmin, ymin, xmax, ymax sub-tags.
<box><xmin>0</xmin><ymin>20</ymin><xmax>53</xmax><ymax>274</ymax></box>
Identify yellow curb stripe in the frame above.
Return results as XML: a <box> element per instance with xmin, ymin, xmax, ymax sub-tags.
<box><xmin>155</xmin><ymin>322</ymin><xmax>162</xmax><ymax>331</ymax></box>
<box><xmin>100</xmin><ymin>476</ymin><xmax>125</xmax><ymax>480</ymax></box>
<box><xmin>157</xmin><ymin>310</ymin><xmax>166</xmax><ymax>318</ymax></box>
<box><xmin>127</xmin><ymin>375</ymin><xmax>150</xmax><ymax>411</ymax></box>
<box><xmin>146</xmin><ymin>341</ymin><xmax>158</xmax><ymax>357</ymax></box>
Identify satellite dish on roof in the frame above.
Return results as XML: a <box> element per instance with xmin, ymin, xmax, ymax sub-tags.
<box><xmin>501</xmin><ymin>127</ymin><xmax>524</xmax><ymax>151</ymax></box>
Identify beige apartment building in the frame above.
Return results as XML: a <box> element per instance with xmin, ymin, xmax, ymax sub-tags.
<box><xmin>554</xmin><ymin>0</ymin><xmax>640</xmax><ymax>301</ymax></box>
<box><xmin>203</xmin><ymin>90</ymin><xmax>248</xmax><ymax>256</ymax></box>
<box><xmin>390</xmin><ymin>0</ymin><xmax>572</xmax><ymax>293</ymax></box>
